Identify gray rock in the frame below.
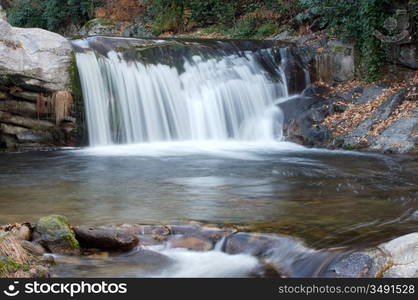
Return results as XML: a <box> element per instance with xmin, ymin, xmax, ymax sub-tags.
<box><xmin>278</xmin><ymin>95</ymin><xmax>332</xmax><ymax>147</ymax></box>
<box><xmin>123</xmin><ymin>24</ymin><xmax>155</xmax><ymax>38</ymax></box>
<box><xmin>371</xmin><ymin>107</ymin><xmax>418</xmax><ymax>153</ymax></box>
<box><xmin>0</xmin><ymin>19</ymin><xmax>72</xmax><ymax>91</ymax></box>
<box><xmin>78</xmin><ymin>18</ymin><xmax>117</xmax><ymax>37</ymax></box>
<box><xmin>74</xmin><ymin>226</ymin><xmax>139</xmax><ymax>252</ymax></box>
<box><xmin>343</xmin><ymin>89</ymin><xmax>406</xmax><ymax>149</ymax></box>
<box><xmin>398</xmin><ymin>44</ymin><xmax>417</xmax><ymax>69</ymax></box>
<box><xmin>16</xmin><ymin>131</ymin><xmax>54</xmax><ymax>143</ymax></box>
<box><xmin>20</xmin><ymin>241</ymin><xmax>46</xmax><ymax>257</ymax></box>
<box><xmin>224</xmin><ymin>233</ymin><xmax>279</xmax><ymax>256</ymax></box>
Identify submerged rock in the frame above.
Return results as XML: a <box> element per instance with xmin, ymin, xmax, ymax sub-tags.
<box><xmin>74</xmin><ymin>226</ymin><xmax>139</xmax><ymax>252</ymax></box>
<box><xmin>169</xmin><ymin>236</ymin><xmax>213</xmax><ymax>252</ymax></box>
<box><xmin>34</xmin><ymin>215</ymin><xmax>80</xmax><ymax>255</ymax></box>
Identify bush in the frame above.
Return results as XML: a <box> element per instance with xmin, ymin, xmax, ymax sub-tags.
<box><xmin>7</xmin><ymin>0</ymin><xmax>95</xmax><ymax>31</ymax></box>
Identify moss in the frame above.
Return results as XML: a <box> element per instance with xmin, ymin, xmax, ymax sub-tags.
<box><xmin>0</xmin><ymin>257</ymin><xmax>21</xmax><ymax>276</ymax></box>
<box><xmin>332</xmin><ymin>45</ymin><xmax>345</xmax><ymax>53</ymax></box>
<box><xmin>85</xmin><ymin>18</ymin><xmax>115</xmax><ymax>29</ymax></box>
<box><xmin>36</xmin><ymin>215</ymin><xmax>80</xmax><ymax>251</ymax></box>
<box><xmin>253</xmin><ymin>24</ymin><xmax>279</xmax><ymax>39</ymax></box>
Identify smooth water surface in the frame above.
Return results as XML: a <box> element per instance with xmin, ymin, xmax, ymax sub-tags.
<box><xmin>1</xmin><ymin>142</ymin><xmax>417</xmax><ymax>249</ymax></box>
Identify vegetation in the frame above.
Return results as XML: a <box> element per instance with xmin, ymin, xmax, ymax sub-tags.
<box><xmin>3</xmin><ymin>0</ymin><xmax>416</xmax><ymax>80</ymax></box>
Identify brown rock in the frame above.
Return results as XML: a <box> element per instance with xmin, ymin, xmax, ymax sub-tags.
<box><xmin>74</xmin><ymin>226</ymin><xmax>139</xmax><ymax>252</ymax></box>
<box><xmin>169</xmin><ymin>236</ymin><xmax>213</xmax><ymax>251</ymax></box>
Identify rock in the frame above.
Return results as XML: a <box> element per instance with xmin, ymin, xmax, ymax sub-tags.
<box><xmin>323</xmin><ymin>248</ymin><xmax>389</xmax><ymax>278</ymax></box>
<box><xmin>315</xmin><ymin>40</ymin><xmax>355</xmax><ymax>83</ymax></box>
<box><xmin>398</xmin><ymin>44</ymin><xmax>418</xmax><ymax>70</ymax></box>
<box><xmin>9</xmin><ymin>90</ymin><xmax>40</xmax><ymax>102</ymax></box>
<box><xmin>224</xmin><ymin>233</ymin><xmax>278</xmax><ymax>256</ymax></box>
<box><xmin>79</xmin><ymin>18</ymin><xmax>117</xmax><ymax>37</ymax></box>
<box><xmin>117</xmin><ymin>249</ymin><xmax>173</xmax><ymax>267</ymax></box>
<box><xmin>20</xmin><ymin>241</ymin><xmax>46</xmax><ymax>257</ymax></box>
<box><xmin>273</xmin><ymin>31</ymin><xmax>290</xmax><ymax>41</ymax></box>
<box><xmin>0</xmin><ymin>19</ymin><xmax>72</xmax><ymax>91</ymax></box>
<box><xmin>371</xmin><ymin>107</ymin><xmax>418</xmax><ymax>154</ymax></box>
<box><xmin>277</xmin><ymin>47</ymin><xmax>309</xmax><ymax>94</ymax></box>
<box><xmin>378</xmin><ymin>233</ymin><xmax>418</xmax><ymax>277</ymax></box>
<box><xmin>34</xmin><ymin>215</ymin><xmax>80</xmax><ymax>255</ymax></box>
<box><xmin>74</xmin><ymin>226</ymin><xmax>139</xmax><ymax>252</ymax></box>
<box><xmin>123</xmin><ymin>23</ymin><xmax>155</xmax><ymax>38</ymax></box>
<box><xmin>0</xmin><ymin>123</ymin><xmax>27</xmax><ymax>135</ymax></box>
<box><xmin>0</xmin><ymin>111</ymin><xmax>55</xmax><ymax>131</ymax></box>
<box><xmin>169</xmin><ymin>236</ymin><xmax>213</xmax><ymax>251</ymax></box>
<box><xmin>278</xmin><ymin>95</ymin><xmax>332</xmax><ymax>147</ymax></box>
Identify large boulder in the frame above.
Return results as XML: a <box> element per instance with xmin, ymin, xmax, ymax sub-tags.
<box><xmin>33</xmin><ymin>215</ymin><xmax>80</xmax><ymax>255</ymax></box>
<box><xmin>0</xmin><ymin>19</ymin><xmax>72</xmax><ymax>91</ymax></box>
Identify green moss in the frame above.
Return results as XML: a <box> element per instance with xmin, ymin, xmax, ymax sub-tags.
<box><xmin>37</xmin><ymin>215</ymin><xmax>71</xmax><ymax>233</ymax></box>
<box><xmin>36</xmin><ymin>215</ymin><xmax>80</xmax><ymax>251</ymax></box>
<box><xmin>332</xmin><ymin>45</ymin><xmax>345</xmax><ymax>53</ymax></box>
<box><xmin>253</xmin><ymin>24</ymin><xmax>279</xmax><ymax>39</ymax></box>
<box><xmin>85</xmin><ymin>18</ymin><xmax>115</xmax><ymax>29</ymax></box>
<box><xmin>0</xmin><ymin>257</ymin><xmax>21</xmax><ymax>276</ymax></box>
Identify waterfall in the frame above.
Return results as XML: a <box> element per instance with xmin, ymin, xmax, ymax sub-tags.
<box><xmin>73</xmin><ymin>38</ymin><xmax>304</xmax><ymax>146</ymax></box>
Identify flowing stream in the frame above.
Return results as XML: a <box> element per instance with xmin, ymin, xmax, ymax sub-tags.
<box><xmin>0</xmin><ymin>37</ymin><xmax>417</xmax><ymax>277</ymax></box>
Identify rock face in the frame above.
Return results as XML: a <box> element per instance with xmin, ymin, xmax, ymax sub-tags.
<box><xmin>0</xmin><ymin>19</ymin><xmax>72</xmax><ymax>91</ymax></box>
<box><xmin>0</xmin><ymin>19</ymin><xmax>79</xmax><ymax>149</ymax></box>
<box><xmin>78</xmin><ymin>18</ymin><xmax>155</xmax><ymax>38</ymax></box>
<box><xmin>33</xmin><ymin>215</ymin><xmax>80</xmax><ymax>255</ymax></box>
<box><xmin>275</xmin><ymin>32</ymin><xmax>355</xmax><ymax>83</ymax></box>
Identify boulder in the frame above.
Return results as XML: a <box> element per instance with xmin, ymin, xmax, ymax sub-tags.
<box><xmin>20</xmin><ymin>241</ymin><xmax>46</xmax><ymax>257</ymax></box>
<box><xmin>0</xmin><ymin>19</ymin><xmax>72</xmax><ymax>91</ymax></box>
<box><xmin>79</xmin><ymin>18</ymin><xmax>117</xmax><ymax>37</ymax></box>
<box><xmin>34</xmin><ymin>215</ymin><xmax>80</xmax><ymax>255</ymax></box>
<box><xmin>278</xmin><ymin>95</ymin><xmax>332</xmax><ymax>147</ymax></box>
<box><xmin>398</xmin><ymin>44</ymin><xmax>417</xmax><ymax>69</ymax></box>
<box><xmin>74</xmin><ymin>226</ymin><xmax>139</xmax><ymax>252</ymax></box>
<box><xmin>371</xmin><ymin>107</ymin><xmax>418</xmax><ymax>154</ymax></box>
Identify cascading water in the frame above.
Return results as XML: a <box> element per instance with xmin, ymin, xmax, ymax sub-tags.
<box><xmin>73</xmin><ymin>37</ymin><xmax>307</xmax><ymax>147</ymax></box>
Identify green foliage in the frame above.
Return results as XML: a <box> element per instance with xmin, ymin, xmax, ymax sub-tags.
<box><xmin>253</xmin><ymin>23</ymin><xmax>279</xmax><ymax>39</ymax></box>
<box><xmin>305</xmin><ymin>0</ymin><xmax>389</xmax><ymax>81</ymax></box>
<box><xmin>7</xmin><ymin>0</ymin><xmax>95</xmax><ymax>31</ymax></box>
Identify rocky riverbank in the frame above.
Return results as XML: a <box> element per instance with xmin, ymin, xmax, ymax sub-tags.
<box><xmin>1</xmin><ymin>215</ymin><xmax>417</xmax><ymax>278</ymax></box>
<box><xmin>274</xmin><ymin>32</ymin><xmax>417</xmax><ymax>153</ymax></box>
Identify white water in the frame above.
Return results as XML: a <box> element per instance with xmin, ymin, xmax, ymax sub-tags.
<box><xmin>75</xmin><ymin>44</ymin><xmax>292</xmax><ymax>146</ymax></box>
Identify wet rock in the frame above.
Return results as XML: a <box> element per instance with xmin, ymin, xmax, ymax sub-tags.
<box><xmin>34</xmin><ymin>215</ymin><xmax>80</xmax><ymax>255</ymax></box>
<box><xmin>117</xmin><ymin>249</ymin><xmax>173</xmax><ymax>267</ymax></box>
<box><xmin>324</xmin><ymin>252</ymin><xmax>375</xmax><ymax>278</ymax></box>
<box><xmin>74</xmin><ymin>226</ymin><xmax>139</xmax><ymax>252</ymax></box>
<box><xmin>278</xmin><ymin>95</ymin><xmax>332</xmax><ymax>147</ymax></box>
<box><xmin>16</xmin><ymin>131</ymin><xmax>54</xmax><ymax>144</ymax></box>
<box><xmin>224</xmin><ymin>233</ymin><xmax>278</xmax><ymax>256</ymax></box>
<box><xmin>169</xmin><ymin>236</ymin><xmax>213</xmax><ymax>251</ymax></box>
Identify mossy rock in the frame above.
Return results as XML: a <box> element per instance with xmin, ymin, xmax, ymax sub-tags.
<box><xmin>34</xmin><ymin>215</ymin><xmax>80</xmax><ymax>255</ymax></box>
<box><xmin>0</xmin><ymin>257</ymin><xmax>21</xmax><ymax>276</ymax></box>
